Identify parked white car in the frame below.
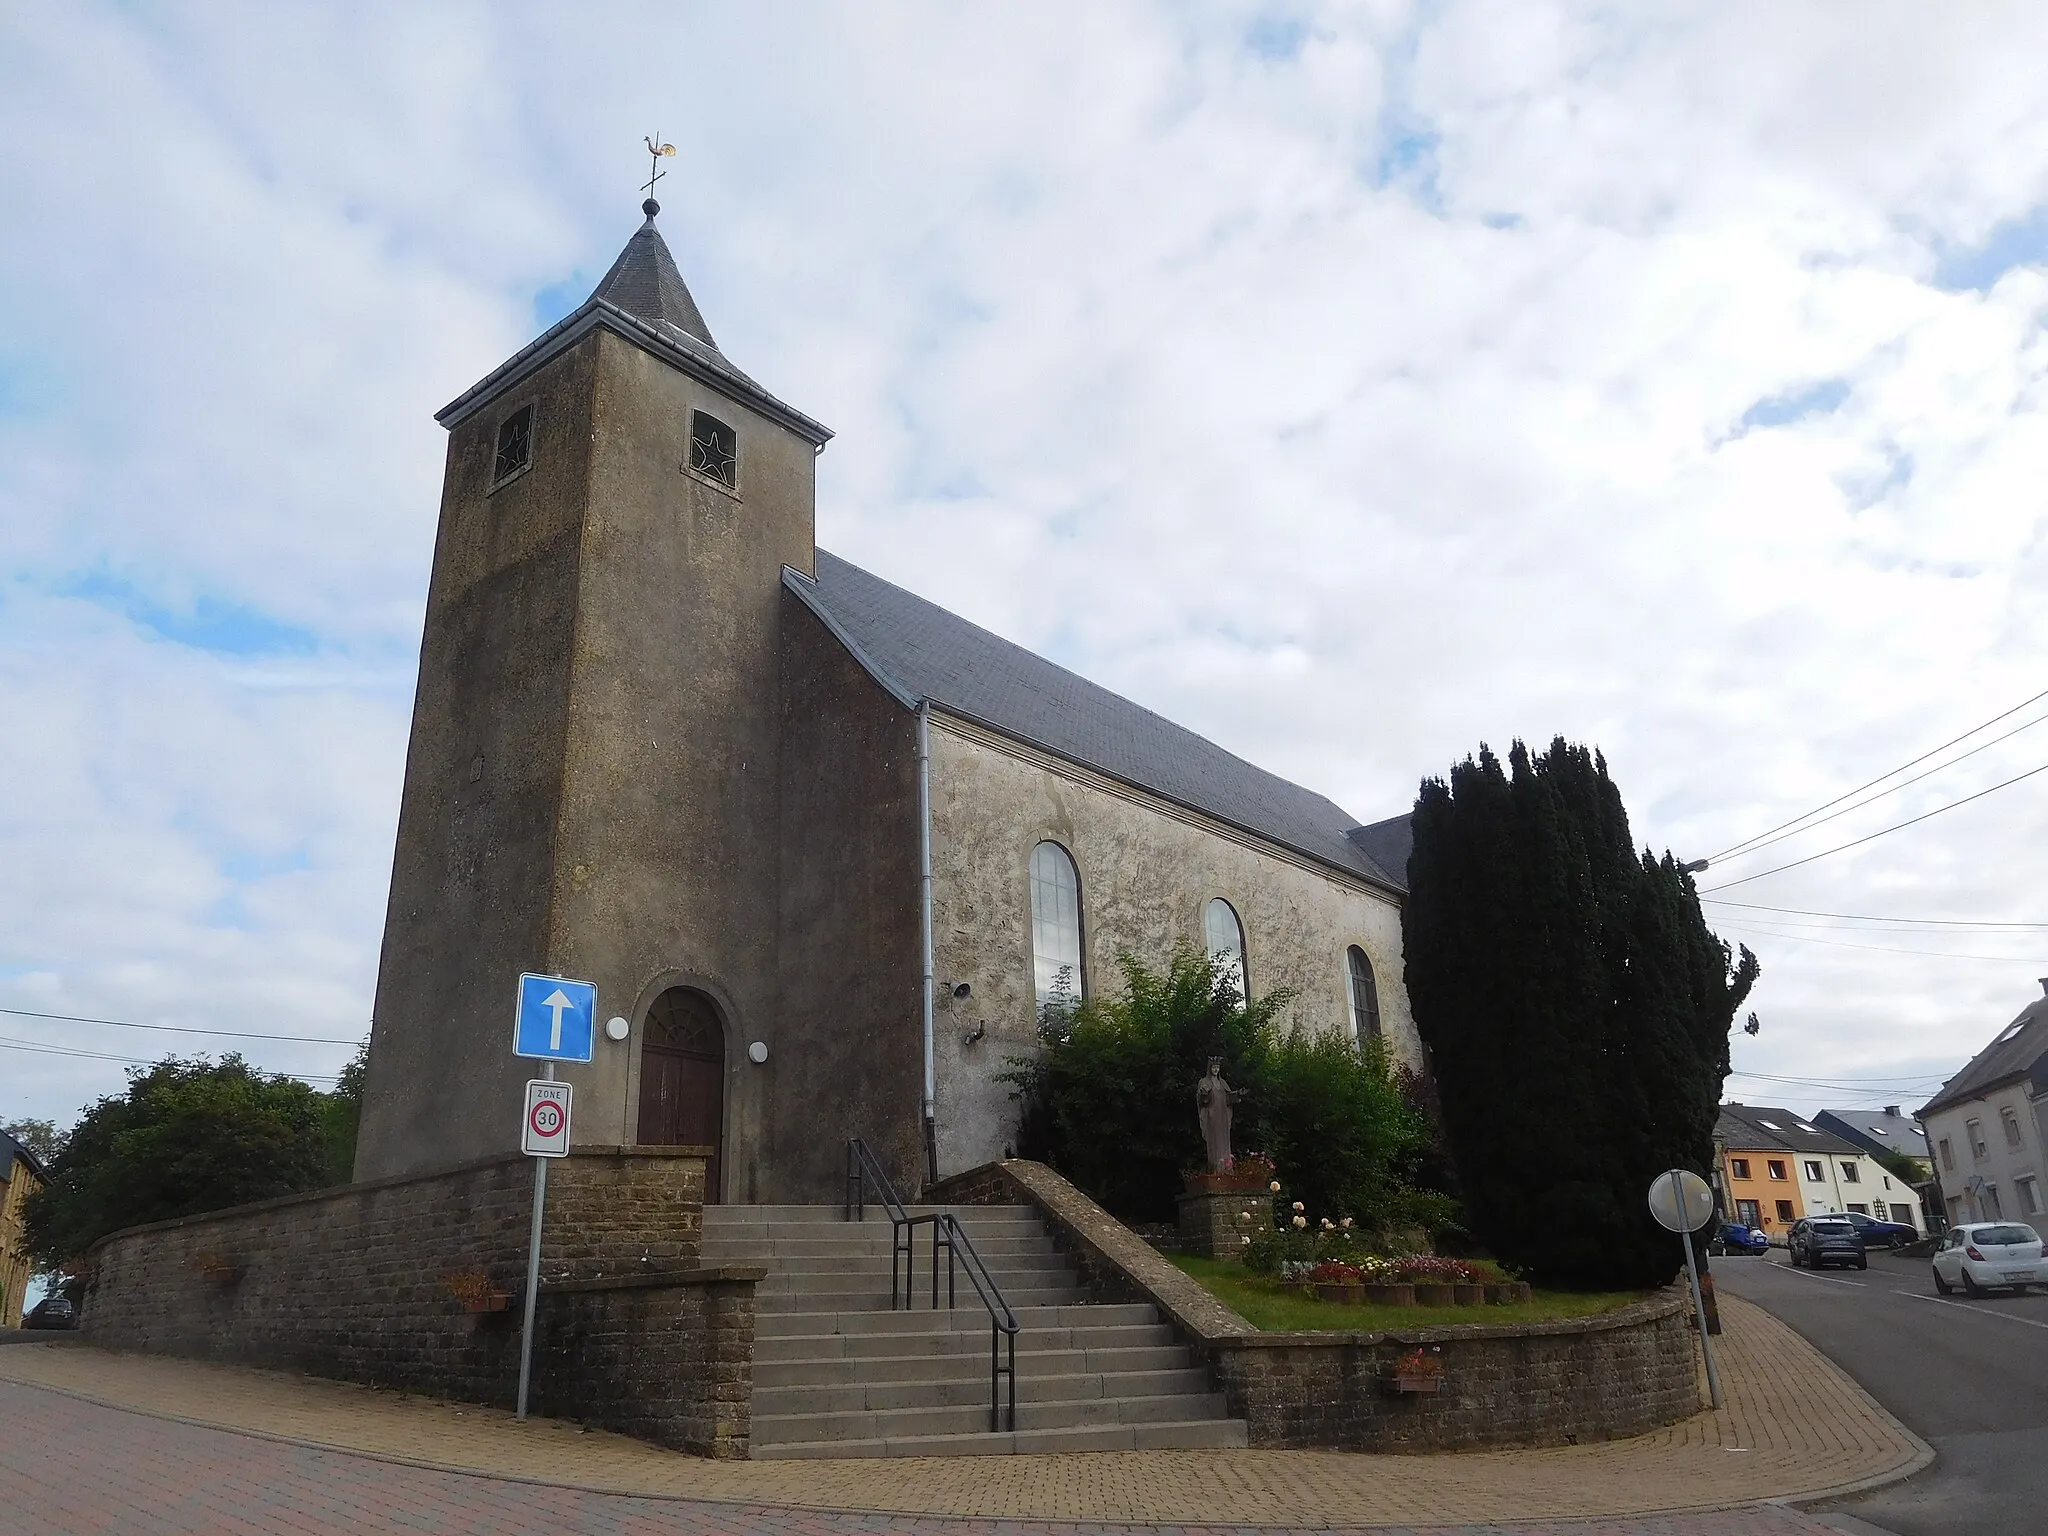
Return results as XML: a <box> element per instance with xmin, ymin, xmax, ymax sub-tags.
<box><xmin>1931</xmin><ymin>1222</ymin><xmax>2048</xmax><ymax>1297</ymax></box>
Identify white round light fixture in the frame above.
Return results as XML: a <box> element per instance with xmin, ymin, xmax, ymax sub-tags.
<box><xmin>604</xmin><ymin>1016</ymin><xmax>631</xmax><ymax>1042</ymax></box>
<box><xmin>747</xmin><ymin>1040</ymin><xmax>770</xmax><ymax>1064</ymax></box>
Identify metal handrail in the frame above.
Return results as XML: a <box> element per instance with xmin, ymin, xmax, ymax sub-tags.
<box><xmin>845</xmin><ymin>1138</ymin><xmax>1019</xmax><ymax>1432</ymax></box>
<box><xmin>936</xmin><ymin>1213</ymin><xmax>1019</xmax><ymax>1432</ymax></box>
<box><xmin>844</xmin><ymin>1137</ymin><xmax>938</xmax><ymax>1310</ymax></box>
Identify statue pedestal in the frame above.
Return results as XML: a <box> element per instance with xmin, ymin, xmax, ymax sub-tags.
<box><xmin>1177</xmin><ymin>1189</ymin><xmax>1271</xmax><ymax>1259</ymax></box>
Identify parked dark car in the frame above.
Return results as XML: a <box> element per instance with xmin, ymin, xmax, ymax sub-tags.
<box><xmin>22</xmin><ymin>1295</ymin><xmax>76</xmax><ymax>1330</ymax></box>
<box><xmin>1789</xmin><ymin>1216</ymin><xmax>1868</xmax><ymax>1270</ymax></box>
<box><xmin>1839</xmin><ymin>1210</ymin><xmax>1917</xmax><ymax>1249</ymax></box>
<box><xmin>1709</xmin><ymin>1221</ymin><xmax>1771</xmax><ymax>1256</ymax></box>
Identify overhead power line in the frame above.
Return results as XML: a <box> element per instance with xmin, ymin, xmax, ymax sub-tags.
<box><xmin>1710</xmin><ymin>706</ymin><xmax>2048</xmax><ymax>867</ymax></box>
<box><xmin>1702</xmin><ymin>899</ymin><xmax>2048</xmax><ymax>929</ymax></box>
<box><xmin>0</xmin><ymin>1006</ymin><xmax>362</xmax><ymax>1046</ymax></box>
<box><xmin>1707</xmin><ymin>684</ymin><xmax>2048</xmax><ymax>864</ymax></box>
<box><xmin>0</xmin><ymin>1034</ymin><xmax>343</xmax><ymax>1081</ymax></box>
<box><xmin>1728</xmin><ymin>1069</ymin><xmax>1948</xmax><ymax>1091</ymax></box>
<box><xmin>1700</xmin><ymin>758</ymin><xmax>2048</xmax><ymax>893</ymax></box>
<box><xmin>1715</xmin><ymin>919</ymin><xmax>2046</xmax><ymax>964</ymax></box>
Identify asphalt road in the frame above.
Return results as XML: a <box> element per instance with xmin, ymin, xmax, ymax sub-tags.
<box><xmin>1712</xmin><ymin>1244</ymin><xmax>2048</xmax><ymax>1536</ymax></box>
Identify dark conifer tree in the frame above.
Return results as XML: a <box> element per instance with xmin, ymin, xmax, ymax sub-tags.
<box><xmin>1404</xmin><ymin>738</ymin><xmax>1758</xmax><ymax>1289</ymax></box>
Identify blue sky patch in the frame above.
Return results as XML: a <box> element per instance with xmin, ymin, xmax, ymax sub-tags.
<box><xmin>532</xmin><ymin>277</ymin><xmax>586</xmax><ymax>332</ymax></box>
<box><xmin>1245</xmin><ymin>10</ymin><xmax>1310</xmax><ymax>60</ymax></box>
<box><xmin>1738</xmin><ymin>378</ymin><xmax>1850</xmax><ymax>433</ymax></box>
<box><xmin>1934</xmin><ymin>205</ymin><xmax>2048</xmax><ymax>293</ymax></box>
<box><xmin>60</xmin><ymin>571</ymin><xmax>320</xmax><ymax>657</ymax></box>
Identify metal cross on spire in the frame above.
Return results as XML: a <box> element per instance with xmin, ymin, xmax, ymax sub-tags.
<box><xmin>642</xmin><ymin>135</ymin><xmax>676</xmax><ymax>213</ymax></box>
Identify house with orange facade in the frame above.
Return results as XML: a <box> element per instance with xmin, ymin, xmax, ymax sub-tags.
<box><xmin>1715</xmin><ymin>1103</ymin><xmax>1923</xmax><ymax>1240</ymax></box>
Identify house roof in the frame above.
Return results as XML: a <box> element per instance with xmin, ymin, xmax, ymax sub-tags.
<box><xmin>1717</xmin><ymin>1104</ymin><xmax>1866</xmax><ymax>1157</ymax></box>
<box><xmin>0</xmin><ymin>1127</ymin><xmax>44</xmax><ymax>1182</ymax></box>
<box><xmin>591</xmin><ymin>201</ymin><xmax>720</xmax><ymax>349</ymax></box>
<box><xmin>1919</xmin><ymin>990</ymin><xmax>2048</xmax><ymax>1119</ymax></box>
<box><xmin>785</xmin><ymin>551</ymin><xmax>1407</xmax><ymax>894</ymax></box>
<box><xmin>1812</xmin><ymin>1108</ymin><xmax>1931</xmax><ymax>1163</ymax></box>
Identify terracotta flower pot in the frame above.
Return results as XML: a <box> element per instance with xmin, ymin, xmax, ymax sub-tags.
<box><xmin>1412</xmin><ymin>1282</ymin><xmax>1455</xmax><ymax>1306</ymax></box>
<box><xmin>1362</xmin><ymin>1282</ymin><xmax>1414</xmax><ymax>1305</ymax></box>
<box><xmin>1452</xmin><ymin>1283</ymin><xmax>1487</xmax><ymax>1306</ymax></box>
<box><xmin>1315</xmin><ymin>1283</ymin><xmax>1365</xmax><ymax>1304</ymax></box>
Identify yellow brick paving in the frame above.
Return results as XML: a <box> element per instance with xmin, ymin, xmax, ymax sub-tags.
<box><xmin>0</xmin><ymin>1295</ymin><xmax>1929</xmax><ymax>1527</ymax></box>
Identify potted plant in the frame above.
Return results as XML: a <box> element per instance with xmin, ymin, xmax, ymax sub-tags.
<box><xmin>1387</xmin><ymin>1344</ymin><xmax>1445</xmax><ymax>1395</ymax></box>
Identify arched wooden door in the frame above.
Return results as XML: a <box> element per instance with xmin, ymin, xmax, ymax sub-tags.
<box><xmin>637</xmin><ymin>987</ymin><xmax>726</xmax><ymax>1203</ymax></box>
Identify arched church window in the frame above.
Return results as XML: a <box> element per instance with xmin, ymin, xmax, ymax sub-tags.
<box><xmin>1205</xmin><ymin>898</ymin><xmax>1247</xmax><ymax>994</ymax></box>
<box><xmin>1347</xmin><ymin>946</ymin><xmax>1382</xmax><ymax>1042</ymax></box>
<box><xmin>1029</xmin><ymin>841</ymin><xmax>1084</xmax><ymax>1011</ymax></box>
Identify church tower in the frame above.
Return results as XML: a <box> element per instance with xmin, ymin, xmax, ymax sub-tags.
<box><xmin>354</xmin><ymin>201</ymin><xmax>833</xmax><ymax>1190</ymax></box>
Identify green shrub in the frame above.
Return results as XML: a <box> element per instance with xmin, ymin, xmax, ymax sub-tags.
<box><xmin>1007</xmin><ymin>945</ymin><xmax>1451</xmax><ymax>1239</ymax></box>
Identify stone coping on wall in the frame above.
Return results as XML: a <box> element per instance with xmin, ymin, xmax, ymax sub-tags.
<box><xmin>928</xmin><ymin>1160</ymin><xmax>1258</xmax><ymax>1339</ymax></box>
<box><xmin>79</xmin><ymin>1145</ymin><xmax>717</xmax><ymax>1255</ymax></box>
<box><xmin>543</xmin><ymin>1266</ymin><xmax>764</xmax><ymax>1294</ymax></box>
<box><xmin>928</xmin><ymin>1159</ymin><xmax>1687</xmax><ymax>1345</ymax></box>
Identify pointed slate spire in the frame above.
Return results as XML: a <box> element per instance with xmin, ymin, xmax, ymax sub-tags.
<box><xmin>590</xmin><ymin>199</ymin><xmax>719</xmax><ymax>350</ymax></box>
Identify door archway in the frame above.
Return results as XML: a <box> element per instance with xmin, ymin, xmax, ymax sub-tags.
<box><xmin>637</xmin><ymin>986</ymin><xmax>727</xmax><ymax>1203</ymax></box>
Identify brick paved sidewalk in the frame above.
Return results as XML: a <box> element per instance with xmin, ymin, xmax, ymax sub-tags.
<box><xmin>0</xmin><ymin>1294</ymin><xmax>1928</xmax><ymax>1530</ymax></box>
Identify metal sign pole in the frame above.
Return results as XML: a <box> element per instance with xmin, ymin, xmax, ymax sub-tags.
<box><xmin>515</xmin><ymin>1061</ymin><xmax>554</xmax><ymax>1421</ymax></box>
<box><xmin>1669</xmin><ymin>1168</ymin><xmax>1723</xmax><ymax>1410</ymax></box>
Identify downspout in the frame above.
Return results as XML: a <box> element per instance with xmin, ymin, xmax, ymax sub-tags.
<box><xmin>918</xmin><ymin>701</ymin><xmax>938</xmax><ymax>1185</ymax></box>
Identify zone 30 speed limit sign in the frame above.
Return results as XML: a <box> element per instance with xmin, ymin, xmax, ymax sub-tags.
<box><xmin>522</xmin><ymin>1080</ymin><xmax>572</xmax><ymax>1158</ymax></box>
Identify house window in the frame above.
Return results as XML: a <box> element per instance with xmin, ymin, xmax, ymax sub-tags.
<box><xmin>1890</xmin><ymin>1203</ymin><xmax>1915</xmax><ymax>1226</ymax></box>
<box><xmin>1840</xmin><ymin>1162</ymin><xmax>1859</xmax><ymax>1184</ymax></box>
<box><xmin>1028</xmin><ymin>842</ymin><xmax>1084</xmax><ymax>1013</ymax></box>
<box><xmin>2003</xmin><ymin>1107</ymin><xmax>2025</xmax><ymax>1149</ymax></box>
<box><xmin>1204</xmin><ymin>899</ymin><xmax>1246</xmax><ymax>994</ymax></box>
<box><xmin>1345</xmin><ymin>947</ymin><xmax>1381</xmax><ymax>1042</ymax></box>
<box><xmin>1804</xmin><ymin>1160</ymin><xmax>1823</xmax><ymax>1181</ymax></box>
<box><xmin>1969</xmin><ymin>1119</ymin><xmax>1987</xmax><ymax>1160</ymax></box>
<box><xmin>1730</xmin><ymin>1158</ymin><xmax>1751</xmax><ymax>1181</ymax></box>
<box><xmin>1775</xmin><ymin>1199</ymin><xmax>1795</xmax><ymax>1222</ymax></box>
<box><xmin>492</xmin><ymin>404</ymin><xmax>534</xmax><ymax>485</ymax></box>
<box><xmin>2019</xmin><ymin>1177</ymin><xmax>2042</xmax><ymax>1215</ymax></box>
<box><xmin>1737</xmin><ymin>1199</ymin><xmax>1761</xmax><ymax>1227</ymax></box>
<box><xmin>1983</xmin><ymin>1184</ymin><xmax>2003</xmax><ymax>1220</ymax></box>
<box><xmin>1768</xmin><ymin>1160</ymin><xmax>1787</xmax><ymax>1181</ymax></box>
<box><xmin>688</xmin><ymin>410</ymin><xmax>738</xmax><ymax>488</ymax></box>
<box><xmin>1939</xmin><ymin>1137</ymin><xmax>1955</xmax><ymax>1171</ymax></box>
<box><xmin>1848</xmin><ymin>1203</ymin><xmax>1869</xmax><ymax>1215</ymax></box>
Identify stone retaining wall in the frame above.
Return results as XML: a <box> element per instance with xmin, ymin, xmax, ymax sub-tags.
<box><xmin>930</xmin><ymin>1160</ymin><xmax>1704</xmax><ymax>1453</ymax></box>
<box><xmin>79</xmin><ymin>1146</ymin><xmax>760</xmax><ymax>1457</ymax></box>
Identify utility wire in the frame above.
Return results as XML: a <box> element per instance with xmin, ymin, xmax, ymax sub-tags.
<box><xmin>1702</xmin><ymin>899</ymin><xmax>2048</xmax><ymax>929</ymax></box>
<box><xmin>1715</xmin><ymin>920</ymin><xmax>2046</xmax><ymax>964</ymax></box>
<box><xmin>1705</xmin><ymin>684</ymin><xmax>2048</xmax><ymax>864</ymax></box>
<box><xmin>0</xmin><ymin>1034</ymin><xmax>343</xmax><ymax>1080</ymax></box>
<box><xmin>1709</xmin><ymin>707</ymin><xmax>2048</xmax><ymax>867</ymax></box>
<box><xmin>1700</xmin><ymin>758</ymin><xmax>2048</xmax><ymax>893</ymax></box>
<box><xmin>0</xmin><ymin>1006</ymin><xmax>361</xmax><ymax>1046</ymax></box>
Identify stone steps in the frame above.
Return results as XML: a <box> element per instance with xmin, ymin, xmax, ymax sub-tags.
<box><xmin>706</xmin><ymin>1203</ymin><xmax>1246</xmax><ymax>1458</ymax></box>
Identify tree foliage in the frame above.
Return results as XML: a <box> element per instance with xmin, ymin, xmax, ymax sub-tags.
<box><xmin>1008</xmin><ymin>945</ymin><xmax>1442</xmax><ymax>1230</ymax></box>
<box><xmin>2</xmin><ymin>1118</ymin><xmax>65</xmax><ymax>1164</ymax></box>
<box><xmin>24</xmin><ymin>1054</ymin><xmax>364</xmax><ymax>1269</ymax></box>
<box><xmin>1404</xmin><ymin>738</ymin><xmax>1759</xmax><ymax>1290</ymax></box>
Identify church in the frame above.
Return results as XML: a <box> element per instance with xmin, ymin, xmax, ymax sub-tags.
<box><xmin>353</xmin><ymin>200</ymin><xmax>1422</xmax><ymax>1204</ymax></box>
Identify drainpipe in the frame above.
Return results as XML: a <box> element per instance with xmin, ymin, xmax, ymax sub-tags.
<box><xmin>918</xmin><ymin>702</ymin><xmax>937</xmax><ymax>1185</ymax></box>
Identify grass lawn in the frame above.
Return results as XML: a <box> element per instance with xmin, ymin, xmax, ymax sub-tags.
<box><xmin>1167</xmin><ymin>1253</ymin><xmax>1645</xmax><ymax>1332</ymax></box>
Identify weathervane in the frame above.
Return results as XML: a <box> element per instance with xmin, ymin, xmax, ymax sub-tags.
<box><xmin>642</xmin><ymin>135</ymin><xmax>676</xmax><ymax>211</ymax></box>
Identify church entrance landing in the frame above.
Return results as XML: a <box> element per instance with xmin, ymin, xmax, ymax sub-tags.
<box><xmin>637</xmin><ymin>987</ymin><xmax>726</xmax><ymax>1202</ymax></box>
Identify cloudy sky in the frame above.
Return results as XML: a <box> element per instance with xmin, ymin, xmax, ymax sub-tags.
<box><xmin>6</xmin><ymin>2</ymin><xmax>2048</xmax><ymax>1138</ymax></box>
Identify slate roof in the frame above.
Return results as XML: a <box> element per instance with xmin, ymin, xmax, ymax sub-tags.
<box><xmin>1717</xmin><ymin>1104</ymin><xmax>1866</xmax><ymax>1157</ymax></box>
<box><xmin>592</xmin><ymin>200</ymin><xmax>720</xmax><ymax>350</ymax></box>
<box><xmin>786</xmin><ymin>551</ymin><xmax>1406</xmax><ymax>893</ymax></box>
<box><xmin>1812</xmin><ymin>1108</ymin><xmax>1931</xmax><ymax>1163</ymax></box>
<box><xmin>0</xmin><ymin>1127</ymin><xmax>44</xmax><ymax>1182</ymax></box>
<box><xmin>1919</xmin><ymin>988</ymin><xmax>2048</xmax><ymax>1119</ymax></box>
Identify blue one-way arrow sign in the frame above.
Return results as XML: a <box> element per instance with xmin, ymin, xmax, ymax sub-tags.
<box><xmin>513</xmin><ymin>972</ymin><xmax>597</xmax><ymax>1063</ymax></box>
